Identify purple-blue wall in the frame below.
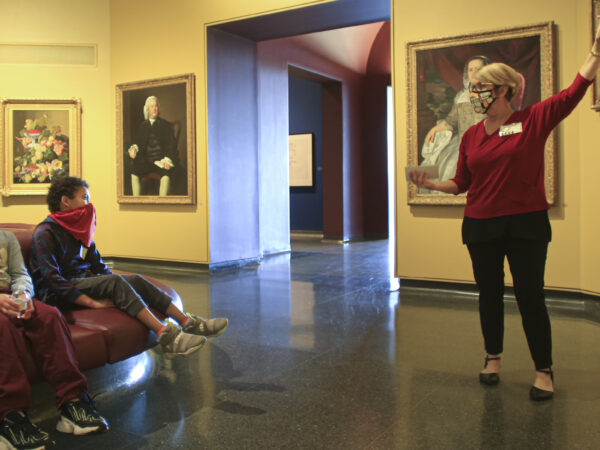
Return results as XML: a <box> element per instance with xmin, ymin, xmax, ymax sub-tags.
<box><xmin>207</xmin><ymin>29</ymin><xmax>260</xmax><ymax>264</ymax></box>
<box><xmin>289</xmin><ymin>75</ymin><xmax>323</xmax><ymax>231</ymax></box>
<box><xmin>205</xmin><ymin>21</ymin><xmax>391</xmax><ymax>264</ymax></box>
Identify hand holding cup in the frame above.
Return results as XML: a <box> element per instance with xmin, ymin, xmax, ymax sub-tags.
<box><xmin>11</xmin><ymin>294</ymin><xmax>31</xmax><ymax>319</ymax></box>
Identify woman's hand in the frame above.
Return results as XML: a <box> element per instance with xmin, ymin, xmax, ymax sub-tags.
<box><xmin>0</xmin><ymin>293</ymin><xmax>20</xmax><ymax>318</ymax></box>
<box><xmin>409</xmin><ymin>170</ymin><xmax>460</xmax><ymax>194</ymax></box>
<box><xmin>409</xmin><ymin>169</ymin><xmax>436</xmax><ymax>190</ymax></box>
<box><xmin>19</xmin><ymin>299</ymin><xmax>35</xmax><ymax>320</ymax></box>
<box><xmin>580</xmin><ymin>15</ymin><xmax>600</xmax><ymax>79</ymax></box>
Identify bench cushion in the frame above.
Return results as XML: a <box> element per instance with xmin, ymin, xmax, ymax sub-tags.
<box><xmin>0</xmin><ymin>223</ymin><xmax>182</xmax><ymax>379</ymax></box>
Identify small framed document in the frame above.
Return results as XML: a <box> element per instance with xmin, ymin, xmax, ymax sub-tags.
<box><xmin>289</xmin><ymin>133</ymin><xmax>313</xmax><ymax>188</ymax></box>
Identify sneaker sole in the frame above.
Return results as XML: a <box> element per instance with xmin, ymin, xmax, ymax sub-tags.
<box><xmin>0</xmin><ymin>435</ymin><xmax>48</xmax><ymax>450</ymax></box>
<box><xmin>56</xmin><ymin>416</ymin><xmax>108</xmax><ymax>435</ymax></box>
<box><xmin>162</xmin><ymin>339</ymin><xmax>207</xmax><ymax>359</ymax></box>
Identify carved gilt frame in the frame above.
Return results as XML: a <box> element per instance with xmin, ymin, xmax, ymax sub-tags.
<box><xmin>1</xmin><ymin>98</ymin><xmax>82</xmax><ymax>196</ymax></box>
<box><xmin>116</xmin><ymin>73</ymin><xmax>196</xmax><ymax>204</ymax></box>
<box><xmin>406</xmin><ymin>22</ymin><xmax>555</xmax><ymax>205</ymax></box>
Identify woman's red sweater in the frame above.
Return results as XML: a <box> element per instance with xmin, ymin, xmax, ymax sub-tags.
<box><xmin>452</xmin><ymin>73</ymin><xmax>592</xmax><ymax>219</ymax></box>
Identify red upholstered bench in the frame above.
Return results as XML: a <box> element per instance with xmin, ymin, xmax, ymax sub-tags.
<box><xmin>0</xmin><ymin>223</ymin><xmax>182</xmax><ymax>380</ymax></box>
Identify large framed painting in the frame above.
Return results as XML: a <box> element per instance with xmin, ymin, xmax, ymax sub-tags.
<box><xmin>116</xmin><ymin>73</ymin><xmax>196</xmax><ymax>204</ymax></box>
<box><xmin>1</xmin><ymin>98</ymin><xmax>81</xmax><ymax>196</ymax></box>
<box><xmin>406</xmin><ymin>22</ymin><xmax>555</xmax><ymax>205</ymax></box>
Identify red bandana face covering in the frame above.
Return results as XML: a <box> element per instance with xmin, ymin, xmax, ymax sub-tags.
<box><xmin>49</xmin><ymin>203</ymin><xmax>97</xmax><ymax>248</ymax></box>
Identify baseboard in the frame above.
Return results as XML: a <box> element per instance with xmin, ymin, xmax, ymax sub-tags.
<box><xmin>290</xmin><ymin>230</ymin><xmax>323</xmax><ymax>239</ymax></box>
<box><xmin>262</xmin><ymin>248</ymin><xmax>291</xmax><ymax>257</ymax></box>
<box><xmin>290</xmin><ymin>231</ymin><xmax>387</xmax><ymax>244</ymax></box>
<box><xmin>321</xmin><ymin>234</ymin><xmax>366</xmax><ymax>243</ymax></box>
<box><xmin>399</xmin><ymin>278</ymin><xmax>600</xmax><ymax>301</ymax></box>
<box><xmin>207</xmin><ymin>256</ymin><xmax>262</xmax><ymax>272</ymax></box>
<box><xmin>107</xmin><ymin>255</ymin><xmax>267</xmax><ymax>275</ymax></box>
<box><xmin>106</xmin><ymin>257</ymin><xmax>209</xmax><ymax>275</ymax></box>
<box><xmin>364</xmin><ymin>233</ymin><xmax>389</xmax><ymax>240</ymax></box>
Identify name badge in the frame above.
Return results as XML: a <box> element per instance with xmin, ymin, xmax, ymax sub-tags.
<box><xmin>498</xmin><ymin>122</ymin><xmax>523</xmax><ymax>137</ymax></box>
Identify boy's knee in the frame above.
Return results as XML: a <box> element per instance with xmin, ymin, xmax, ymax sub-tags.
<box><xmin>112</xmin><ymin>274</ymin><xmax>128</xmax><ymax>285</ymax></box>
<box><xmin>122</xmin><ymin>273</ymin><xmax>143</xmax><ymax>283</ymax></box>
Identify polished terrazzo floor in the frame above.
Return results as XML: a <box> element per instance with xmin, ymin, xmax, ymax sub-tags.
<box><xmin>30</xmin><ymin>238</ymin><xmax>600</xmax><ymax>449</ymax></box>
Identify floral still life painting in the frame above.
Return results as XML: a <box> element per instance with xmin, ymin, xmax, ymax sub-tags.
<box><xmin>14</xmin><ymin>113</ymin><xmax>69</xmax><ymax>183</ymax></box>
<box><xmin>1</xmin><ymin>99</ymin><xmax>81</xmax><ymax>196</ymax></box>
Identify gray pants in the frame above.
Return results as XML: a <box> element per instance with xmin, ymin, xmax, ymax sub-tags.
<box><xmin>71</xmin><ymin>274</ymin><xmax>172</xmax><ymax>317</ymax></box>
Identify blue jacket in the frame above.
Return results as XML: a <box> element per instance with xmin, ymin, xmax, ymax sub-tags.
<box><xmin>28</xmin><ymin>218</ymin><xmax>111</xmax><ymax>307</ymax></box>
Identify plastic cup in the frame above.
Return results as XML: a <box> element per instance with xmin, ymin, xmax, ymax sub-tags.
<box><xmin>11</xmin><ymin>296</ymin><xmax>29</xmax><ymax>318</ymax></box>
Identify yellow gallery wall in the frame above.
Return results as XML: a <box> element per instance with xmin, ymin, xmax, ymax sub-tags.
<box><xmin>1</xmin><ymin>0</ymin><xmax>599</xmax><ymax>294</ymax></box>
<box><xmin>0</xmin><ymin>0</ymin><xmax>330</xmax><ymax>264</ymax></box>
<box><xmin>107</xmin><ymin>0</ymin><xmax>331</xmax><ymax>263</ymax></box>
<box><xmin>393</xmin><ymin>0</ymin><xmax>600</xmax><ymax>294</ymax></box>
<box><xmin>0</xmin><ymin>0</ymin><xmax>111</xmax><ymax>240</ymax></box>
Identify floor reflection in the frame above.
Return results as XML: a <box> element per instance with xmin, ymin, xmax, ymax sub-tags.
<box><xmin>27</xmin><ymin>238</ymin><xmax>600</xmax><ymax>450</ymax></box>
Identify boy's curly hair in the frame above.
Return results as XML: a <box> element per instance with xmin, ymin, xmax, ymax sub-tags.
<box><xmin>46</xmin><ymin>175</ymin><xmax>89</xmax><ymax>212</ymax></box>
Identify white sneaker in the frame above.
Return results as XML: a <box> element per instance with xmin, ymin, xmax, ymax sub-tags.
<box><xmin>182</xmin><ymin>313</ymin><xmax>229</xmax><ymax>337</ymax></box>
<box><xmin>156</xmin><ymin>323</ymin><xmax>207</xmax><ymax>358</ymax></box>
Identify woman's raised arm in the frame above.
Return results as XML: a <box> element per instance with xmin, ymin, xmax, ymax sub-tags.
<box><xmin>580</xmin><ymin>16</ymin><xmax>600</xmax><ymax>80</ymax></box>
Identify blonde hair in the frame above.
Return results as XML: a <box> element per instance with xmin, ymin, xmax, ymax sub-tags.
<box><xmin>474</xmin><ymin>62</ymin><xmax>522</xmax><ymax>101</ymax></box>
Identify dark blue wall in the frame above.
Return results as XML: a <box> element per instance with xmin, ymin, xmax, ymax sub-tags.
<box><xmin>289</xmin><ymin>75</ymin><xmax>323</xmax><ymax>231</ymax></box>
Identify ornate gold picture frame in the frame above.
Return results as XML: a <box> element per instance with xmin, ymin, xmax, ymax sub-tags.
<box><xmin>406</xmin><ymin>22</ymin><xmax>555</xmax><ymax>205</ymax></box>
<box><xmin>1</xmin><ymin>98</ymin><xmax>82</xmax><ymax>197</ymax></box>
<box><xmin>116</xmin><ymin>73</ymin><xmax>196</xmax><ymax>204</ymax></box>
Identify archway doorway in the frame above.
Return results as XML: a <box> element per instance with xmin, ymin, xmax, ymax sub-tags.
<box><xmin>288</xmin><ymin>66</ymin><xmax>343</xmax><ymax>238</ymax></box>
<box><xmin>206</xmin><ymin>0</ymin><xmax>391</xmax><ymax>266</ymax></box>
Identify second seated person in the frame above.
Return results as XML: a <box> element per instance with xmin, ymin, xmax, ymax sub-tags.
<box><xmin>28</xmin><ymin>176</ymin><xmax>228</xmax><ymax>358</ymax></box>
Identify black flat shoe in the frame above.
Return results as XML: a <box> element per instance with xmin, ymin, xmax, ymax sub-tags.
<box><xmin>530</xmin><ymin>369</ymin><xmax>554</xmax><ymax>401</ymax></box>
<box><xmin>479</xmin><ymin>355</ymin><xmax>500</xmax><ymax>386</ymax></box>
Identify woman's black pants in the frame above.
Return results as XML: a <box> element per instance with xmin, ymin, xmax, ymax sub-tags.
<box><xmin>467</xmin><ymin>237</ymin><xmax>552</xmax><ymax>370</ymax></box>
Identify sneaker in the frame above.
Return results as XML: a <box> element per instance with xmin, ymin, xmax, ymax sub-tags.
<box><xmin>156</xmin><ymin>323</ymin><xmax>207</xmax><ymax>358</ymax></box>
<box><xmin>0</xmin><ymin>410</ymin><xmax>54</xmax><ymax>450</ymax></box>
<box><xmin>56</xmin><ymin>392</ymin><xmax>108</xmax><ymax>435</ymax></box>
<box><xmin>182</xmin><ymin>313</ymin><xmax>229</xmax><ymax>337</ymax></box>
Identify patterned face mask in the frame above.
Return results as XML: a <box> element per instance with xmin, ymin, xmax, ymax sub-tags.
<box><xmin>469</xmin><ymin>89</ymin><xmax>496</xmax><ymax>114</ymax></box>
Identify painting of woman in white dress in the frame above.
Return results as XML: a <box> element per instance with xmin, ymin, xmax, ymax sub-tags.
<box><xmin>408</xmin><ymin>28</ymin><xmax>548</xmax><ymax>202</ymax></box>
<box><xmin>418</xmin><ymin>56</ymin><xmax>491</xmax><ymax>192</ymax></box>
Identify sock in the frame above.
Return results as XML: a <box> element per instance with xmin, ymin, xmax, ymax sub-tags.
<box><xmin>157</xmin><ymin>324</ymin><xmax>168</xmax><ymax>335</ymax></box>
<box><xmin>181</xmin><ymin>316</ymin><xmax>189</xmax><ymax>326</ymax></box>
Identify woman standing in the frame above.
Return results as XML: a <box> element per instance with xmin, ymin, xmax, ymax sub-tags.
<box><xmin>411</xmin><ymin>21</ymin><xmax>600</xmax><ymax>401</ymax></box>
